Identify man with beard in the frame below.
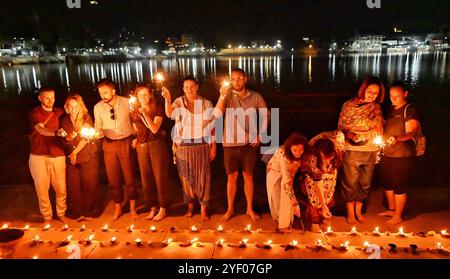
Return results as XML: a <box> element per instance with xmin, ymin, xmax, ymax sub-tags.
<box><xmin>94</xmin><ymin>78</ymin><xmax>137</xmax><ymax>220</ymax></box>
<box><xmin>29</xmin><ymin>87</ymin><xmax>68</xmax><ymax>222</ymax></box>
<box><xmin>215</xmin><ymin>68</ymin><xmax>269</xmax><ymax>221</ymax></box>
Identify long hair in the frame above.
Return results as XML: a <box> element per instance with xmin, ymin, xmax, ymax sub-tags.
<box><xmin>313</xmin><ymin>138</ymin><xmax>341</xmax><ymax>170</ymax></box>
<box><xmin>132</xmin><ymin>84</ymin><xmax>156</xmax><ymax>117</ymax></box>
<box><xmin>282</xmin><ymin>132</ymin><xmax>310</xmax><ymax>162</ymax></box>
<box><xmin>64</xmin><ymin>94</ymin><xmax>89</xmax><ymax>131</ymax></box>
<box><xmin>356</xmin><ymin>76</ymin><xmax>385</xmax><ymax>103</ymax></box>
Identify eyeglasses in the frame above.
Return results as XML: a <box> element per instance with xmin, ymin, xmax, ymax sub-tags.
<box><xmin>110</xmin><ymin>108</ymin><xmax>115</xmax><ymax>120</ymax></box>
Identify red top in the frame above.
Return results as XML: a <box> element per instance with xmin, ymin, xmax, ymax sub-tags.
<box><xmin>28</xmin><ymin>106</ymin><xmax>65</xmax><ymax>157</ymax></box>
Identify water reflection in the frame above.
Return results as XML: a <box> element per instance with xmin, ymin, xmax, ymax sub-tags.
<box><xmin>0</xmin><ymin>52</ymin><xmax>449</xmax><ymax>96</ymax></box>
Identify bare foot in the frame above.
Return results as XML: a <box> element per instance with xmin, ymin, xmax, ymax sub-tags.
<box><xmin>310</xmin><ymin>224</ymin><xmax>322</xmax><ymax>233</ymax></box>
<box><xmin>130</xmin><ymin>210</ymin><xmax>139</xmax><ymax>220</ymax></box>
<box><xmin>246</xmin><ymin>210</ymin><xmax>260</xmax><ymax>221</ymax></box>
<box><xmin>386</xmin><ymin>217</ymin><xmax>403</xmax><ymax>225</ymax></box>
<box><xmin>153</xmin><ymin>210</ymin><xmax>167</xmax><ymax>222</ymax></box>
<box><xmin>221</xmin><ymin>211</ymin><xmax>234</xmax><ymax>221</ymax></box>
<box><xmin>346</xmin><ymin>217</ymin><xmax>357</xmax><ymax>224</ymax></box>
<box><xmin>378</xmin><ymin>210</ymin><xmax>395</xmax><ymax>217</ymax></box>
<box><xmin>146</xmin><ymin>208</ymin><xmax>157</xmax><ymax>220</ymax></box>
<box><xmin>112</xmin><ymin>208</ymin><xmax>123</xmax><ymax>221</ymax></box>
<box><xmin>356</xmin><ymin>215</ymin><xmax>367</xmax><ymax>223</ymax></box>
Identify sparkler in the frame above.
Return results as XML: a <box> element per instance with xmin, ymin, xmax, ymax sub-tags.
<box><xmin>80</xmin><ymin>127</ymin><xmax>98</xmax><ymax>140</ymax></box>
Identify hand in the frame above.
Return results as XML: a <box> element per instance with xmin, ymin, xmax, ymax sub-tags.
<box><xmin>138</xmin><ymin>107</ymin><xmax>149</xmax><ymax>114</ymax></box>
<box><xmin>219</xmin><ymin>85</ymin><xmax>230</xmax><ymax>100</ymax></box>
<box><xmin>321</xmin><ymin>206</ymin><xmax>332</xmax><ymax>219</ymax></box>
<box><xmin>132</xmin><ymin>138</ymin><xmax>137</xmax><ymax>149</ymax></box>
<box><xmin>69</xmin><ymin>152</ymin><xmax>77</xmax><ymax>165</ymax></box>
<box><xmin>209</xmin><ymin>144</ymin><xmax>217</xmax><ymax>161</ymax></box>
<box><xmin>292</xmin><ymin>203</ymin><xmax>301</xmax><ymax>218</ymax></box>
<box><xmin>56</xmin><ymin>128</ymin><xmax>68</xmax><ymax>137</ymax></box>
<box><xmin>386</xmin><ymin>136</ymin><xmax>396</xmax><ymax>145</ymax></box>
<box><xmin>161</xmin><ymin>87</ymin><xmax>171</xmax><ymax>102</ymax></box>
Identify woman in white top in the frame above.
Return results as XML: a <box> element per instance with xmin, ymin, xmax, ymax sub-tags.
<box><xmin>266</xmin><ymin>132</ymin><xmax>309</xmax><ymax>230</ymax></box>
<box><xmin>162</xmin><ymin>76</ymin><xmax>216</xmax><ymax>221</ymax></box>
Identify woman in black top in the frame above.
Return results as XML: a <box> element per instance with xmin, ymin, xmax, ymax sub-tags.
<box><xmin>61</xmin><ymin>94</ymin><xmax>101</xmax><ymax>220</ymax></box>
<box><xmin>379</xmin><ymin>81</ymin><xmax>421</xmax><ymax>225</ymax></box>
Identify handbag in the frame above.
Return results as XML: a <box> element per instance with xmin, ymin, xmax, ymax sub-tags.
<box><xmin>404</xmin><ymin>104</ymin><xmax>426</xmax><ymax>156</ymax></box>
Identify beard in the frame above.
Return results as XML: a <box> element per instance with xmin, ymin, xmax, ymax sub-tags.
<box><xmin>232</xmin><ymin>85</ymin><xmax>245</xmax><ymax>92</ymax></box>
<box><xmin>102</xmin><ymin>97</ymin><xmax>113</xmax><ymax>103</ymax></box>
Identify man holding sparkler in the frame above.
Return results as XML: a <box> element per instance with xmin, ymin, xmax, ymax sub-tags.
<box><xmin>94</xmin><ymin>78</ymin><xmax>137</xmax><ymax>220</ymax></box>
<box><xmin>28</xmin><ymin>87</ymin><xmax>68</xmax><ymax>222</ymax></box>
<box><xmin>215</xmin><ymin>68</ymin><xmax>270</xmax><ymax>221</ymax></box>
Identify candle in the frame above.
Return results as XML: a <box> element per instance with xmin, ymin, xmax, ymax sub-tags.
<box><xmin>435</xmin><ymin>242</ymin><xmax>444</xmax><ymax>250</ymax></box>
<box><xmin>244</xmin><ymin>224</ymin><xmax>252</xmax><ymax>232</ymax></box>
<box><xmin>316</xmin><ymin>239</ymin><xmax>324</xmax><ymax>248</ymax></box>
<box><xmin>23</xmin><ymin>224</ymin><xmax>30</xmax><ymax>230</ymax></box>
<box><xmin>88</xmin><ymin>234</ymin><xmax>95</xmax><ymax>242</ymax></box>
<box><xmin>291</xmin><ymin>240</ymin><xmax>298</xmax><ymax>246</ymax></box>
<box><xmin>191</xmin><ymin>226</ymin><xmax>198</xmax><ymax>232</ymax></box>
<box><xmin>217</xmin><ymin>225</ymin><xmax>224</xmax><ymax>232</ymax></box>
<box><xmin>398</xmin><ymin>227</ymin><xmax>406</xmax><ymax>237</ymax></box>
<box><xmin>1</xmin><ymin>223</ymin><xmax>8</xmax><ymax>229</ymax></box>
<box><xmin>150</xmin><ymin>226</ymin><xmax>157</xmax><ymax>232</ymax></box>
<box><xmin>373</xmin><ymin>226</ymin><xmax>381</xmax><ymax>236</ymax></box>
<box><xmin>240</xmin><ymin>238</ymin><xmax>249</xmax><ymax>245</ymax></box>
<box><xmin>80</xmin><ymin>224</ymin><xmax>86</xmax><ymax>231</ymax></box>
<box><xmin>350</xmin><ymin>226</ymin><xmax>358</xmax><ymax>235</ymax></box>
<box><xmin>134</xmin><ymin>237</ymin><xmax>142</xmax><ymax>245</ymax></box>
<box><xmin>441</xmin><ymin>229</ymin><xmax>448</xmax><ymax>237</ymax></box>
<box><xmin>61</xmin><ymin>224</ymin><xmax>69</xmax><ymax>231</ymax></box>
<box><xmin>33</xmin><ymin>235</ymin><xmax>41</xmax><ymax>242</ymax></box>
<box><xmin>102</xmin><ymin>224</ymin><xmax>109</xmax><ymax>232</ymax></box>
<box><xmin>110</xmin><ymin>237</ymin><xmax>118</xmax><ymax>244</ymax></box>
<box><xmin>340</xmin><ymin>241</ymin><xmax>350</xmax><ymax>249</ymax></box>
<box><xmin>43</xmin><ymin>224</ymin><xmax>51</xmax><ymax>231</ymax></box>
<box><xmin>326</xmin><ymin>226</ymin><xmax>333</xmax><ymax>235</ymax></box>
<box><xmin>127</xmin><ymin>225</ymin><xmax>135</xmax><ymax>232</ymax></box>
<box><xmin>216</xmin><ymin>239</ymin><xmax>225</xmax><ymax>246</ymax></box>
<box><xmin>162</xmin><ymin>238</ymin><xmax>172</xmax><ymax>247</ymax></box>
<box><xmin>67</xmin><ymin>235</ymin><xmax>73</xmax><ymax>242</ymax></box>
<box><xmin>190</xmin><ymin>237</ymin><xmax>199</xmax><ymax>244</ymax></box>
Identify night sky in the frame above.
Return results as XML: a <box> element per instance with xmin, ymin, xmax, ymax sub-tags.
<box><xmin>0</xmin><ymin>0</ymin><xmax>449</xmax><ymax>47</ymax></box>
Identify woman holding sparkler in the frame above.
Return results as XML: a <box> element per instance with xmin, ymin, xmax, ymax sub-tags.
<box><xmin>379</xmin><ymin>81</ymin><xmax>421</xmax><ymax>225</ymax></box>
<box><xmin>338</xmin><ymin>76</ymin><xmax>384</xmax><ymax>224</ymax></box>
<box><xmin>130</xmin><ymin>84</ymin><xmax>170</xmax><ymax>221</ymax></box>
<box><xmin>61</xmin><ymin>94</ymin><xmax>101</xmax><ymax>220</ymax></box>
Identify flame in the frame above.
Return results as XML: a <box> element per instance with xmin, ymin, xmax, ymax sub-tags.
<box><xmin>441</xmin><ymin>229</ymin><xmax>448</xmax><ymax>235</ymax></box>
<box><xmin>241</xmin><ymin>238</ymin><xmax>249</xmax><ymax>244</ymax></box>
<box><xmin>155</xmin><ymin>73</ymin><xmax>165</xmax><ymax>83</ymax></box>
<box><xmin>217</xmin><ymin>225</ymin><xmax>223</xmax><ymax>231</ymax></box>
<box><xmin>398</xmin><ymin>227</ymin><xmax>405</xmax><ymax>235</ymax></box>
<box><xmin>191</xmin><ymin>226</ymin><xmax>198</xmax><ymax>232</ymax></box>
<box><xmin>373</xmin><ymin>226</ymin><xmax>380</xmax><ymax>234</ymax></box>
<box><xmin>166</xmin><ymin>238</ymin><xmax>172</xmax><ymax>244</ymax></box>
<box><xmin>80</xmin><ymin>224</ymin><xmax>86</xmax><ymax>230</ymax></box>
<box><xmin>316</xmin><ymin>239</ymin><xmax>323</xmax><ymax>246</ymax></box>
<box><xmin>33</xmin><ymin>235</ymin><xmax>41</xmax><ymax>241</ymax></box>
<box><xmin>23</xmin><ymin>224</ymin><xmax>30</xmax><ymax>230</ymax></box>
<box><xmin>291</xmin><ymin>240</ymin><xmax>298</xmax><ymax>246</ymax></box>
<box><xmin>326</xmin><ymin>226</ymin><xmax>333</xmax><ymax>233</ymax></box>
<box><xmin>62</xmin><ymin>224</ymin><xmax>69</xmax><ymax>230</ymax></box>
<box><xmin>351</xmin><ymin>226</ymin><xmax>357</xmax><ymax>234</ymax></box>
<box><xmin>80</xmin><ymin>127</ymin><xmax>97</xmax><ymax>139</ymax></box>
<box><xmin>44</xmin><ymin>224</ymin><xmax>51</xmax><ymax>230</ymax></box>
<box><xmin>88</xmin><ymin>234</ymin><xmax>95</xmax><ymax>241</ymax></box>
<box><xmin>110</xmin><ymin>237</ymin><xmax>117</xmax><ymax>243</ymax></box>
<box><xmin>436</xmin><ymin>242</ymin><xmax>443</xmax><ymax>249</ymax></box>
<box><xmin>341</xmin><ymin>241</ymin><xmax>350</xmax><ymax>248</ymax></box>
<box><xmin>222</xmin><ymin>80</ymin><xmax>230</xmax><ymax>88</ymax></box>
<box><xmin>265</xmin><ymin>240</ymin><xmax>273</xmax><ymax>245</ymax></box>
<box><xmin>363</xmin><ymin>241</ymin><xmax>369</xmax><ymax>247</ymax></box>
<box><xmin>67</xmin><ymin>235</ymin><xmax>73</xmax><ymax>241</ymax></box>
<box><xmin>128</xmin><ymin>225</ymin><xmax>135</xmax><ymax>231</ymax></box>
<box><xmin>150</xmin><ymin>226</ymin><xmax>156</xmax><ymax>232</ymax></box>
<box><xmin>102</xmin><ymin>224</ymin><xmax>109</xmax><ymax>231</ymax></box>
<box><xmin>219</xmin><ymin>239</ymin><xmax>225</xmax><ymax>244</ymax></box>
<box><xmin>190</xmin><ymin>237</ymin><xmax>199</xmax><ymax>243</ymax></box>
<box><xmin>245</xmin><ymin>224</ymin><xmax>251</xmax><ymax>231</ymax></box>
<box><xmin>373</xmin><ymin>135</ymin><xmax>385</xmax><ymax>147</ymax></box>
<box><xmin>33</xmin><ymin>256</ymin><xmax>39</xmax><ymax>259</ymax></box>
<box><xmin>1</xmin><ymin>223</ymin><xmax>8</xmax><ymax>229</ymax></box>
<box><xmin>134</xmin><ymin>237</ymin><xmax>142</xmax><ymax>243</ymax></box>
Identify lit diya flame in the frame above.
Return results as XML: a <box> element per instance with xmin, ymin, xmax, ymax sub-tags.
<box><xmin>326</xmin><ymin>226</ymin><xmax>333</xmax><ymax>235</ymax></box>
<box><xmin>441</xmin><ymin>229</ymin><xmax>448</xmax><ymax>237</ymax></box>
<box><xmin>155</xmin><ymin>73</ymin><xmax>165</xmax><ymax>83</ymax></box>
<box><xmin>102</xmin><ymin>224</ymin><xmax>109</xmax><ymax>232</ymax></box>
<box><xmin>80</xmin><ymin>224</ymin><xmax>86</xmax><ymax>231</ymax></box>
<box><xmin>23</xmin><ymin>224</ymin><xmax>30</xmax><ymax>230</ymax></box>
<box><xmin>32</xmin><ymin>256</ymin><xmax>39</xmax><ymax>259</ymax></box>
<box><xmin>134</xmin><ymin>237</ymin><xmax>142</xmax><ymax>245</ymax></box>
<box><xmin>67</xmin><ymin>235</ymin><xmax>73</xmax><ymax>242</ymax></box>
<box><xmin>363</xmin><ymin>241</ymin><xmax>369</xmax><ymax>247</ymax></box>
<box><xmin>240</xmin><ymin>238</ymin><xmax>249</xmax><ymax>245</ymax></box>
<box><xmin>110</xmin><ymin>237</ymin><xmax>118</xmax><ymax>244</ymax></box>
<box><xmin>80</xmin><ymin>127</ymin><xmax>97</xmax><ymax>140</ymax></box>
<box><xmin>43</xmin><ymin>224</ymin><xmax>51</xmax><ymax>230</ymax></box>
<box><xmin>316</xmin><ymin>239</ymin><xmax>324</xmax><ymax>248</ymax></box>
<box><xmin>150</xmin><ymin>226</ymin><xmax>157</xmax><ymax>232</ymax></box>
<box><xmin>191</xmin><ymin>225</ymin><xmax>198</xmax><ymax>232</ymax></box>
<box><xmin>127</xmin><ymin>225</ymin><xmax>135</xmax><ymax>232</ymax></box>
<box><xmin>264</xmin><ymin>240</ymin><xmax>273</xmax><ymax>246</ymax></box>
<box><xmin>190</xmin><ymin>237</ymin><xmax>199</xmax><ymax>244</ymax></box>
<box><xmin>2</xmin><ymin>223</ymin><xmax>9</xmax><ymax>229</ymax></box>
<box><xmin>163</xmin><ymin>238</ymin><xmax>172</xmax><ymax>245</ymax></box>
<box><xmin>398</xmin><ymin>227</ymin><xmax>406</xmax><ymax>237</ymax></box>
<box><xmin>61</xmin><ymin>224</ymin><xmax>69</xmax><ymax>231</ymax></box>
<box><xmin>435</xmin><ymin>242</ymin><xmax>444</xmax><ymax>250</ymax></box>
<box><xmin>33</xmin><ymin>235</ymin><xmax>41</xmax><ymax>242</ymax></box>
<box><xmin>88</xmin><ymin>234</ymin><xmax>95</xmax><ymax>242</ymax></box>
<box><xmin>217</xmin><ymin>225</ymin><xmax>224</xmax><ymax>232</ymax></box>
<box><xmin>291</xmin><ymin>240</ymin><xmax>298</xmax><ymax>246</ymax></box>
<box><xmin>350</xmin><ymin>226</ymin><xmax>358</xmax><ymax>235</ymax></box>
<box><xmin>222</xmin><ymin>80</ymin><xmax>230</xmax><ymax>88</ymax></box>
<box><xmin>373</xmin><ymin>135</ymin><xmax>385</xmax><ymax>148</ymax></box>
<box><xmin>244</xmin><ymin>224</ymin><xmax>252</xmax><ymax>232</ymax></box>
<box><xmin>373</xmin><ymin>226</ymin><xmax>381</xmax><ymax>235</ymax></box>
<box><xmin>340</xmin><ymin>241</ymin><xmax>350</xmax><ymax>249</ymax></box>
<box><xmin>216</xmin><ymin>239</ymin><xmax>225</xmax><ymax>246</ymax></box>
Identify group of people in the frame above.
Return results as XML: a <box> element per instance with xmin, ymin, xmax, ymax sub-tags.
<box><xmin>28</xmin><ymin>68</ymin><xmax>422</xmax><ymax>231</ymax></box>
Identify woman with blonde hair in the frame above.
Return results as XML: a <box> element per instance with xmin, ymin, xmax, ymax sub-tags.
<box><xmin>61</xmin><ymin>94</ymin><xmax>102</xmax><ymax>220</ymax></box>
